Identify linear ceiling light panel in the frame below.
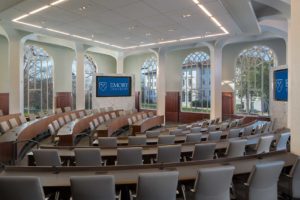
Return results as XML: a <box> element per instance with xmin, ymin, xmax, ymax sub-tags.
<box><xmin>29</xmin><ymin>5</ymin><xmax>50</xmax><ymax>14</ymax></box>
<box><xmin>46</xmin><ymin>28</ymin><xmax>70</xmax><ymax>35</ymax></box>
<box><xmin>50</xmin><ymin>0</ymin><xmax>68</xmax><ymax>6</ymax></box>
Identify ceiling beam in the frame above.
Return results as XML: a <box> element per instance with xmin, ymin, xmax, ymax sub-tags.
<box><xmin>253</xmin><ymin>0</ymin><xmax>290</xmax><ymax>18</ymax></box>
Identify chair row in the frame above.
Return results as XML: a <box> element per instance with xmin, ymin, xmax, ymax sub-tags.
<box><xmin>2</xmin><ymin>158</ymin><xmax>298</xmax><ymax>200</ymax></box>
<box><xmin>127</xmin><ymin>111</ymin><xmax>154</xmax><ymax>125</ymax></box>
<box><xmin>0</xmin><ymin>115</ymin><xmax>32</xmax><ymax>134</ymax></box>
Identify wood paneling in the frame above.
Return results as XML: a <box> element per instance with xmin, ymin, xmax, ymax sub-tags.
<box><xmin>222</xmin><ymin>92</ymin><xmax>234</xmax><ymax>120</ymax></box>
<box><xmin>179</xmin><ymin>112</ymin><xmax>210</xmax><ymax>124</ymax></box>
<box><xmin>55</xmin><ymin>92</ymin><xmax>72</xmax><ymax>109</ymax></box>
<box><xmin>135</xmin><ymin>91</ymin><xmax>140</xmax><ymax>112</ymax></box>
<box><xmin>0</xmin><ymin>93</ymin><xmax>9</xmax><ymax>115</ymax></box>
<box><xmin>165</xmin><ymin>92</ymin><xmax>179</xmax><ymax>122</ymax></box>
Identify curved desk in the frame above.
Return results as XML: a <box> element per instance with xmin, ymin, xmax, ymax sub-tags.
<box><xmin>132</xmin><ymin>115</ymin><xmax>164</xmax><ymax>135</ymax></box>
<box><xmin>3</xmin><ymin>151</ymin><xmax>296</xmax><ymax>187</ymax></box>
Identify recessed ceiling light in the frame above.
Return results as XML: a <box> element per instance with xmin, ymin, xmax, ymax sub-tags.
<box><xmin>182</xmin><ymin>14</ymin><xmax>191</xmax><ymax>18</ymax></box>
<box><xmin>168</xmin><ymin>29</ymin><xmax>175</xmax><ymax>32</ymax></box>
<box><xmin>128</xmin><ymin>26</ymin><xmax>135</xmax><ymax>30</ymax></box>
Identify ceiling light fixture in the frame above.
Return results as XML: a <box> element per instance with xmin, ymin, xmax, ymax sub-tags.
<box><xmin>50</xmin><ymin>0</ymin><xmax>68</xmax><ymax>6</ymax></box>
<box><xmin>158</xmin><ymin>40</ymin><xmax>177</xmax><ymax>44</ymax></box>
<box><xmin>14</xmin><ymin>21</ymin><xmax>42</xmax><ymax>28</ymax></box>
<box><xmin>139</xmin><ymin>43</ymin><xmax>156</xmax><ymax>47</ymax></box>
<box><xmin>94</xmin><ymin>40</ymin><xmax>110</xmax><ymax>45</ymax></box>
<box><xmin>182</xmin><ymin>14</ymin><xmax>191</xmax><ymax>18</ymax></box>
<box><xmin>220</xmin><ymin>27</ymin><xmax>228</xmax><ymax>34</ymax></box>
<box><xmin>72</xmin><ymin>34</ymin><xmax>92</xmax><ymax>41</ymax></box>
<box><xmin>192</xmin><ymin>0</ymin><xmax>199</xmax><ymax>4</ymax></box>
<box><xmin>29</xmin><ymin>5</ymin><xmax>50</xmax><ymax>14</ymax></box>
<box><xmin>12</xmin><ymin>14</ymin><xmax>29</xmax><ymax>22</ymax></box>
<box><xmin>179</xmin><ymin>36</ymin><xmax>203</xmax><ymax>41</ymax></box>
<box><xmin>211</xmin><ymin>17</ymin><xmax>221</xmax><ymax>27</ymax></box>
<box><xmin>197</xmin><ymin>4</ymin><xmax>212</xmax><ymax>17</ymax></box>
<box><xmin>168</xmin><ymin>29</ymin><xmax>175</xmax><ymax>32</ymax></box>
<box><xmin>46</xmin><ymin>28</ymin><xmax>70</xmax><ymax>35</ymax></box>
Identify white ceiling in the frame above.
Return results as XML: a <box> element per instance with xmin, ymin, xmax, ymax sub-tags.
<box><xmin>0</xmin><ymin>0</ymin><xmax>267</xmax><ymax>50</ymax></box>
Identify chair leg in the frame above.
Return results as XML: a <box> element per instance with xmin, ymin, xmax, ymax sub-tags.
<box><xmin>181</xmin><ymin>184</ymin><xmax>187</xmax><ymax>200</ymax></box>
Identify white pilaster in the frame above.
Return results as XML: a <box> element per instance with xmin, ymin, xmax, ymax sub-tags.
<box><xmin>288</xmin><ymin>0</ymin><xmax>300</xmax><ymax>155</ymax></box>
<box><xmin>116</xmin><ymin>52</ymin><xmax>124</xmax><ymax>74</ymax></box>
<box><xmin>210</xmin><ymin>45</ymin><xmax>222</xmax><ymax>120</ymax></box>
<box><xmin>156</xmin><ymin>48</ymin><xmax>166</xmax><ymax>123</ymax></box>
<box><xmin>75</xmin><ymin>44</ymin><xmax>86</xmax><ymax>110</ymax></box>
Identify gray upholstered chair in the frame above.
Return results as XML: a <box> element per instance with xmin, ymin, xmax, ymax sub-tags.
<box><xmin>98</xmin><ymin>116</ymin><xmax>104</xmax><ymax>123</ymax></box>
<box><xmin>9</xmin><ymin>118</ymin><xmax>18</xmax><ymax>128</ymax></box>
<box><xmin>243</xmin><ymin>125</ymin><xmax>253</xmax><ymax>137</ymax></box>
<box><xmin>191</xmin><ymin>127</ymin><xmax>202</xmax><ymax>133</ymax></box>
<box><xmin>242</xmin><ymin>160</ymin><xmax>284</xmax><ymax>200</ymax></box>
<box><xmin>98</xmin><ymin>137</ymin><xmax>117</xmax><ymax>148</ymax></box>
<box><xmin>177</xmin><ymin>124</ymin><xmax>188</xmax><ymax>130</ymax></box>
<box><xmin>146</xmin><ymin>130</ymin><xmax>160</xmax><ymax>138</ymax></box>
<box><xmin>208</xmin><ymin>131</ymin><xmax>222</xmax><ymax>142</ymax></box>
<box><xmin>227</xmin><ymin>128</ymin><xmax>241</xmax><ymax>139</ymax></box>
<box><xmin>111</xmin><ymin>112</ymin><xmax>117</xmax><ymax>119</ymax></box>
<box><xmin>104</xmin><ymin>114</ymin><xmax>111</xmax><ymax>121</ymax></box>
<box><xmin>0</xmin><ymin>176</ymin><xmax>45</xmax><ymax>200</ymax></box>
<box><xmin>148</xmin><ymin>112</ymin><xmax>154</xmax><ymax>117</ymax></box>
<box><xmin>70</xmin><ymin>175</ymin><xmax>119</xmax><ymax>200</ymax></box>
<box><xmin>275</xmin><ymin>132</ymin><xmax>290</xmax><ymax>151</ymax></box>
<box><xmin>131</xmin><ymin>171</ymin><xmax>179</xmax><ymax>200</ymax></box>
<box><xmin>93</xmin><ymin>118</ymin><xmax>99</xmax><ymax>128</ymax></box>
<box><xmin>142</xmin><ymin>113</ymin><xmax>148</xmax><ymax>119</ymax></box>
<box><xmin>79</xmin><ymin>111</ymin><xmax>85</xmax><ymax>118</ymax></box>
<box><xmin>117</xmin><ymin>147</ymin><xmax>143</xmax><ymax>165</ymax></box>
<box><xmin>219</xmin><ymin>122</ymin><xmax>229</xmax><ymax>131</ymax></box>
<box><xmin>225</xmin><ymin>139</ymin><xmax>247</xmax><ymax>158</ymax></box>
<box><xmin>0</xmin><ymin>121</ymin><xmax>10</xmax><ymax>133</ymax></box>
<box><xmin>183</xmin><ymin>165</ymin><xmax>235</xmax><ymax>200</ymax></box>
<box><xmin>64</xmin><ymin>106</ymin><xmax>71</xmax><ymax>112</ymax></box>
<box><xmin>208</xmin><ymin>125</ymin><xmax>217</xmax><ymax>132</ymax></box>
<box><xmin>19</xmin><ymin>115</ymin><xmax>27</xmax><ymax>124</ymax></box>
<box><xmin>32</xmin><ymin>149</ymin><xmax>62</xmax><ymax>166</ymax></box>
<box><xmin>137</xmin><ymin>114</ymin><xmax>142</xmax><ymax>121</ymax></box>
<box><xmin>132</xmin><ymin>116</ymin><xmax>137</xmax><ymax>123</ymax></box>
<box><xmin>158</xmin><ymin>135</ymin><xmax>175</xmax><ymax>145</ymax></box>
<box><xmin>52</xmin><ymin>120</ymin><xmax>60</xmax><ymax>131</ymax></box>
<box><xmin>55</xmin><ymin>108</ymin><xmax>62</xmax><ymax>114</ymax></box>
<box><xmin>128</xmin><ymin>136</ymin><xmax>147</xmax><ymax>146</ymax></box>
<box><xmin>64</xmin><ymin>115</ymin><xmax>71</xmax><ymax>123</ymax></box>
<box><xmin>71</xmin><ymin>113</ymin><xmax>77</xmax><ymax>120</ymax></box>
<box><xmin>58</xmin><ymin>117</ymin><xmax>65</xmax><ymax>127</ymax></box>
<box><xmin>186</xmin><ymin>133</ymin><xmax>202</xmax><ymax>143</ymax></box>
<box><xmin>156</xmin><ymin>145</ymin><xmax>181</xmax><ymax>163</ymax></box>
<box><xmin>48</xmin><ymin>124</ymin><xmax>59</xmax><ymax>144</ymax></box>
<box><xmin>192</xmin><ymin>143</ymin><xmax>216</xmax><ymax>161</ymax></box>
<box><xmin>255</xmin><ymin>135</ymin><xmax>274</xmax><ymax>154</ymax></box>
<box><xmin>74</xmin><ymin>148</ymin><xmax>103</xmax><ymax>166</ymax></box>
<box><xmin>169</xmin><ymin>129</ymin><xmax>184</xmax><ymax>136</ymax></box>
<box><xmin>128</xmin><ymin>118</ymin><xmax>133</xmax><ymax>125</ymax></box>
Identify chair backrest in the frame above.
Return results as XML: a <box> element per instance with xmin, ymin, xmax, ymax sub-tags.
<box><xmin>243</xmin><ymin>125</ymin><xmax>253</xmax><ymax>136</ymax></box>
<box><xmin>128</xmin><ymin>118</ymin><xmax>133</xmax><ymax>125</ymax></box>
<box><xmin>98</xmin><ymin>137</ymin><xmax>117</xmax><ymax>148</ymax></box>
<box><xmin>137</xmin><ymin>114</ymin><xmax>142</xmax><ymax>121</ymax></box>
<box><xmin>220</xmin><ymin>122</ymin><xmax>229</xmax><ymax>131</ymax></box>
<box><xmin>228</xmin><ymin>128</ymin><xmax>241</xmax><ymax>139</ymax></box>
<box><xmin>225</xmin><ymin>139</ymin><xmax>247</xmax><ymax>158</ymax></box>
<box><xmin>89</xmin><ymin>122</ymin><xmax>95</xmax><ymax>131</ymax></box>
<box><xmin>0</xmin><ymin>121</ymin><xmax>10</xmax><ymax>133</ymax></box>
<box><xmin>74</xmin><ymin>148</ymin><xmax>102</xmax><ymax>166</ymax></box>
<box><xmin>177</xmin><ymin>124</ymin><xmax>187</xmax><ymax>130</ymax></box>
<box><xmin>136</xmin><ymin>171</ymin><xmax>179</xmax><ymax>200</ymax></box>
<box><xmin>208</xmin><ymin>131</ymin><xmax>222</xmax><ymax>142</ymax></box>
<box><xmin>256</xmin><ymin>135</ymin><xmax>274</xmax><ymax>154</ymax></box>
<box><xmin>28</xmin><ymin>113</ymin><xmax>36</xmax><ymax>121</ymax></box>
<box><xmin>0</xmin><ymin>109</ymin><xmax>3</xmax><ymax>116</ymax></box>
<box><xmin>289</xmin><ymin>157</ymin><xmax>300</xmax><ymax>198</ymax></box>
<box><xmin>132</xmin><ymin>116</ymin><xmax>137</xmax><ymax>123</ymax></box>
<box><xmin>111</xmin><ymin>112</ymin><xmax>117</xmax><ymax>119</ymax></box>
<box><xmin>64</xmin><ymin>106</ymin><xmax>71</xmax><ymax>112</ymax></box>
<box><xmin>148</xmin><ymin>112</ymin><xmax>154</xmax><ymax>117</ymax></box>
<box><xmin>98</xmin><ymin>116</ymin><xmax>104</xmax><ymax>123</ymax></box>
<box><xmin>117</xmin><ymin>147</ymin><xmax>143</xmax><ymax>165</ymax></box>
<box><xmin>142</xmin><ymin>113</ymin><xmax>147</xmax><ymax>119</ymax></box>
<box><xmin>192</xmin><ymin>143</ymin><xmax>216</xmax><ymax>161</ymax></box>
<box><xmin>52</xmin><ymin>120</ymin><xmax>60</xmax><ymax>131</ymax></box>
<box><xmin>208</xmin><ymin>125</ymin><xmax>217</xmax><ymax>132</ymax></box>
<box><xmin>55</xmin><ymin>108</ymin><xmax>62</xmax><ymax>114</ymax></box>
<box><xmin>71</xmin><ymin>113</ymin><xmax>77</xmax><ymax>120</ymax></box>
<box><xmin>64</xmin><ymin>115</ymin><xmax>71</xmax><ymax>123</ymax></box>
<box><xmin>58</xmin><ymin>117</ymin><xmax>65</xmax><ymax>127</ymax></box>
<box><xmin>79</xmin><ymin>111</ymin><xmax>85</xmax><ymax>118</ymax></box>
<box><xmin>158</xmin><ymin>135</ymin><xmax>175</xmax><ymax>145</ymax></box>
<box><xmin>71</xmin><ymin>175</ymin><xmax>115</xmax><ymax>200</ymax></box>
<box><xmin>247</xmin><ymin>161</ymin><xmax>284</xmax><ymax>200</ymax></box>
<box><xmin>276</xmin><ymin>132</ymin><xmax>290</xmax><ymax>151</ymax></box>
<box><xmin>9</xmin><ymin>118</ymin><xmax>18</xmax><ymax>128</ymax></box>
<box><xmin>19</xmin><ymin>115</ymin><xmax>27</xmax><ymax>124</ymax></box>
<box><xmin>107</xmin><ymin>107</ymin><xmax>113</xmax><ymax>111</ymax></box>
<box><xmin>0</xmin><ymin>176</ymin><xmax>45</xmax><ymax>200</ymax></box>
<box><xmin>194</xmin><ymin>166</ymin><xmax>235</xmax><ymax>200</ymax></box>
<box><xmin>191</xmin><ymin>127</ymin><xmax>202</xmax><ymax>133</ymax></box>
<box><xmin>169</xmin><ymin>129</ymin><xmax>184</xmax><ymax>136</ymax></box>
<box><xmin>186</xmin><ymin>133</ymin><xmax>202</xmax><ymax>143</ymax></box>
<box><xmin>146</xmin><ymin>130</ymin><xmax>160</xmax><ymax>138</ymax></box>
<box><xmin>32</xmin><ymin>149</ymin><xmax>61</xmax><ymax>166</ymax></box>
<box><xmin>104</xmin><ymin>114</ymin><xmax>110</xmax><ymax>121</ymax></box>
<box><xmin>128</xmin><ymin>136</ymin><xmax>147</xmax><ymax>146</ymax></box>
<box><xmin>93</xmin><ymin>118</ymin><xmax>99</xmax><ymax>127</ymax></box>
<box><xmin>157</xmin><ymin>145</ymin><xmax>181</xmax><ymax>163</ymax></box>
<box><xmin>48</xmin><ymin>124</ymin><xmax>56</xmax><ymax>135</ymax></box>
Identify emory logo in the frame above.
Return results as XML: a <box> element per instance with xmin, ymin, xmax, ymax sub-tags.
<box><xmin>276</xmin><ymin>79</ymin><xmax>283</xmax><ymax>93</ymax></box>
<box><xmin>99</xmin><ymin>82</ymin><xmax>107</xmax><ymax>91</ymax></box>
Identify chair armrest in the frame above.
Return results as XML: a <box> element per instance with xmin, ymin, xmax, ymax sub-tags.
<box><xmin>116</xmin><ymin>190</ymin><xmax>122</xmax><ymax>200</ymax></box>
<box><xmin>102</xmin><ymin>160</ymin><xmax>107</xmax><ymax>166</ymax></box>
<box><xmin>129</xmin><ymin>190</ymin><xmax>136</xmax><ymax>200</ymax></box>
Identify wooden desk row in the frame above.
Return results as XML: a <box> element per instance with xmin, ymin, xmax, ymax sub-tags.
<box><xmin>2</xmin><ymin>151</ymin><xmax>296</xmax><ymax>187</ymax></box>
<box><xmin>0</xmin><ymin>110</ymin><xmax>86</xmax><ymax>163</ymax></box>
<box><xmin>131</xmin><ymin>115</ymin><xmax>164</xmax><ymax>135</ymax></box>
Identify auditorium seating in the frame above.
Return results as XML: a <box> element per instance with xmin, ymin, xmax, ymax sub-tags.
<box><xmin>19</xmin><ymin>115</ymin><xmax>27</xmax><ymax>124</ymax></box>
<box><xmin>0</xmin><ymin>121</ymin><xmax>10</xmax><ymax>133</ymax></box>
<box><xmin>158</xmin><ymin>135</ymin><xmax>175</xmax><ymax>145</ymax></box>
<box><xmin>186</xmin><ymin>133</ymin><xmax>202</xmax><ymax>143</ymax></box>
<box><xmin>116</xmin><ymin>147</ymin><xmax>143</xmax><ymax>165</ymax></box>
<box><xmin>28</xmin><ymin>113</ymin><xmax>36</xmax><ymax>121</ymax></box>
<box><xmin>74</xmin><ymin>148</ymin><xmax>103</xmax><ymax>166</ymax></box>
<box><xmin>128</xmin><ymin>136</ymin><xmax>147</xmax><ymax>146</ymax></box>
<box><xmin>207</xmin><ymin>131</ymin><xmax>222</xmax><ymax>142</ymax></box>
<box><xmin>190</xmin><ymin>143</ymin><xmax>216</xmax><ymax>161</ymax></box>
<box><xmin>32</xmin><ymin>149</ymin><xmax>62</xmax><ymax>166</ymax></box>
<box><xmin>275</xmin><ymin>132</ymin><xmax>290</xmax><ymax>151</ymax></box>
<box><xmin>98</xmin><ymin>137</ymin><xmax>117</xmax><ymax>148</ymax></box>
<box><xmin>255</xmin><ymin>135</ymin><xmax>274</xmax><ymax>154</ymax></box>
<box><xmin>156</xmin><ymin>145</ymin><xmax>181</xmax><ymax>163</ymax></box>
<box><xmin>8</xmin><ymin>118</ymin><xmax>18</xmax><ymax>128</ymax></box>
<box><xmin>224</xmin><ymin>139</ymin><xmax>247</xmax><ymax>158</ymax></box>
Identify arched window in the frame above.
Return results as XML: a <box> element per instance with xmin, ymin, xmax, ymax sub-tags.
<box><xmin>72</xmin><ymin>60</ymin><xmax>77</xmax><ymax>110</ymax></box>
<box><xmin>234</xmin><ymin>46</ymin><xmax>277</xmax><ymax>115</ymax></box>
<box><xmin>181</xmin><ymin>52</ymin><xmax>211</xmax><ymax>113</ymax></box>
<box><xmin>84</xmin><ymin>55</ymin><xmax>96</xmax><ymax>110</ymax></box>
<box><xmin>141</xmin><ymin>57</ymin><xmax>157</xmax><ymax>109</ymax></box>
<box><xmin>23</xmin><ymin>45</ymin><xmax>53</xmax><ymax>114</ymax></box>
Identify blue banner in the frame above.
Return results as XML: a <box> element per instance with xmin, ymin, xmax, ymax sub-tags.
<box><xmin>274</xmin><ymin>69</ymin><xmax>288</xmax><ymax>101</ymax></box>
<box><xmin>96</xmin><ymin>76</ymin><xmax>131</xmax><ymax>97</ymax></box>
